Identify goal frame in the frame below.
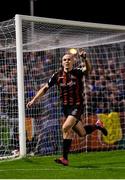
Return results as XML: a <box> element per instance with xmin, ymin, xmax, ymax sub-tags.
<box><xmin>15</xmin><ymin>14</ymin><xmax>125</xmax><ymax>157</ymax></box>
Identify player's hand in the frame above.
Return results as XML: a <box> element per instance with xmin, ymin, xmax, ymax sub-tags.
<box><xmin>78</xmin><ymin>48</ymin><xmax>86</xmax><ymax>59</ymax></box>
<box><xmin>26</xmin><ymin>100</ymin><xmax>34</xmax><ymax>108</ymax></box>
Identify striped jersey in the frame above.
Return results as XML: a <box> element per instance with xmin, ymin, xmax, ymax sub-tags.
<box><xmin>48</xmin><ymin>68</ymin><xmax>86</xmax><ymax>106</ymax></box>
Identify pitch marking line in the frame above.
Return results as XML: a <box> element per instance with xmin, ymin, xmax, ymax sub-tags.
<box><xmin>0</xmin><ymin>166</ymin><xmax>125</xmax><ymax>171</ymax></box>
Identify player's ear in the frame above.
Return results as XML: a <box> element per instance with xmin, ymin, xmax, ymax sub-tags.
<box><xmin>72</xmin><ymin>57</ymin><xmax>75</xmax><ymax>65</ymax></box>
<box><xmin>62</xmin><ymin>60</ymin><xmax>64</xmax><ymax>67</ymax></box>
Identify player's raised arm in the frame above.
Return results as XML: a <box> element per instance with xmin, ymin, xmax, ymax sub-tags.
<box><xmin>79</xmin><ymin>48</ymin><xmax>92</xmax><ymax>74</ymax></box>
<box><xmin>26</xmin><ymin>83</ymin><xmax>49</xmax><ymax>108</ymax></box>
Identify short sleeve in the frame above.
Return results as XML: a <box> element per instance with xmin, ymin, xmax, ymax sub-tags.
<box><xmin>48</xmin><ymin>72</ymin><xmax>58</xmax><ymax>88</ymax></box>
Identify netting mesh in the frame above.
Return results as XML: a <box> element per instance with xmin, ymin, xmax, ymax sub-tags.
<box><xmin>0</xmin><ymin>15</ymin><xmax>125</xmax><ymax>158</ymax></box>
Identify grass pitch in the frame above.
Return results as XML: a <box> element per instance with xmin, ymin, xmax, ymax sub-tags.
<box><xmin>0</xmin><ymin>150</ymin><xmax>125</xmax><ymax>179</ymax></box>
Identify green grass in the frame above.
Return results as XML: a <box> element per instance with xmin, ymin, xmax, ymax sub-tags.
<box><xmin>0</xmin><ymin>150</ymin><xmax>125</xmax><ymax>179</ymax></box>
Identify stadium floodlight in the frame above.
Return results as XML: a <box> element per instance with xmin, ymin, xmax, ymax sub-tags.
<box><xmin>0</xmin><ymin>14</ymin><xmax>125</xmax><ymax>160</ymax></box>
<box><xmin>68</xmin><ymin>48</ymin><xmax>78</xmax><ymax>55</ymax></box>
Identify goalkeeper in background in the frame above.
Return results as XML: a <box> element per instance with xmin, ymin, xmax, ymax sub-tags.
<box><xmin>27</xmin><ymin>48</ymin><xmax>108</xmax><ymax>166</ymax></box>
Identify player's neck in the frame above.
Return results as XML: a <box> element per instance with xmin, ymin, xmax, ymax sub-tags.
<box><xmin>64</xmin><ymin>67</ymin><xmax>72</xmax><ymax>73</ymax></box>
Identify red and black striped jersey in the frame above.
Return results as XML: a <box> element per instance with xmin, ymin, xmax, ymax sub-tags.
<box><xmin>48</xmin><ymin>68</ymin><xmax>86</xmax><ymax>106</ymax></box>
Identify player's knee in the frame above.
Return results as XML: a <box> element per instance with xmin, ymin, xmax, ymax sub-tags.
<box><xmin>78</xmin><ymin>132</ymin><xmax>86</xmax><ymax>137</ymax></box>
<box><xmin>76</xmin><ymin>128</ymin><xmax>86</xmax><ymax>137</ymax></box>
<box><xmin>62</xmin><ymin>126</ymin><xmax>68</xmax><ymax>133</ymax></box>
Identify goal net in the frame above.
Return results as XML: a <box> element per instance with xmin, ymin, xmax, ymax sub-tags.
<box><xmin>0</xmin><ymin>14</ymin><xmax>125</xmax><ymax>159</ymax></box>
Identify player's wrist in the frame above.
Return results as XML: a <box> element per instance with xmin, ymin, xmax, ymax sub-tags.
<box><xmin>80</xmin><ymin>52</ymin><xmax>86</xmax><ymax>60</ymax></box>
<box><xmin>80</xmin><ymin>54</ymin><xmax>87</xmax><ymax>61</ymax></box>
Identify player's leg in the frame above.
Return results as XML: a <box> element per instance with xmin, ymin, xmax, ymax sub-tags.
<box><xmin>70</xmin><ymin>104</ymin><xmax>108</xmax><ymax>137</ymax></box>
<box><xmin>72</xmin><ymin>120</ymin><xmax>86</xmax><ymax>137</ymax></box>
<box><xmin>55</xmin><ymin>115</ymin><xmax>76</xmax><ymax>166</ymax></box>
<box><xmin>73</xmin><ymin>120</ymin><xmax>108</xmax><ymax>137</ymax></box>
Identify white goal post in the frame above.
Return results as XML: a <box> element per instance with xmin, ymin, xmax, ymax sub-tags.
<box><xmin>0</xmin><ymin>14</ymin><xmax>125</xmax><ymax>159</ymax></box>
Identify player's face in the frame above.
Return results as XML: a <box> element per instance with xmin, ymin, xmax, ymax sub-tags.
<box><xmin>62</xmin><ymin>54</ymin><xmax>74</xmax><ymax>72</ymax></box>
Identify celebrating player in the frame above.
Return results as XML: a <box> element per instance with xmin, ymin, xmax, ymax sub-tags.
<box><xmin>27</xmin><ymin>48</ymin><xmax>108</xmax><ymax>166</ymax></box>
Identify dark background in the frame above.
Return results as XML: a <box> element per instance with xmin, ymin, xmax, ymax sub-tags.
<box><xmin>0</xmin><ymin>0</ymin><xmax>124</xmax><ymax>26</ymax></box>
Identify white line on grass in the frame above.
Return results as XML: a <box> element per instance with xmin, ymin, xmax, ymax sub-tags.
<box><xmin>0</xmin><ymin>166</ymin><xmax>125</xmax><ymax>171</ymax></box>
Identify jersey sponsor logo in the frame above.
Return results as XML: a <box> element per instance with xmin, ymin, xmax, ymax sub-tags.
<box><xmin>77</xmin><ymin>67</ymin><xmax>86</xmax><ymax>72</ymax></box>
<box><xmin>58</xmin><ymin>75</ymin><xmax>77</xmax><ymax>87</ymax></box>
<box><xmin>60</xmin><ymin>81</ymin><xmax>76</xmax><ymax>87</ymax></box>
<box><xmin>70</xmin><ymin>75</ymin><xmax>77</xmax><ymax>79</ymax></box>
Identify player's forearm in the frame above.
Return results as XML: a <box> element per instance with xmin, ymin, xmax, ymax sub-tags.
<box><xmin>84</xmin><ymin>58</ymin><xmax>92</xmax><ymax>73</ymax></box>
<box><xmin>80</xmin><ymin>55</ymin><xmax>92</xmax><ymax>74</ymax></box>
<box><xmin>32</xmin><ymin>84</ymin><xmax>49</xmax><ymax>103</ymax></box>
<box><xmin>79</xmin><ymin>49</ymin><xmax>92</xmax><ymax>74</ymax></box>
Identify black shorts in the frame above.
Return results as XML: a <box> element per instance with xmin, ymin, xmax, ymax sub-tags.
<box><xmin>62</xmin><ymin>105</ymin><xmax>83</xmax><ymax>121</ymax></box>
